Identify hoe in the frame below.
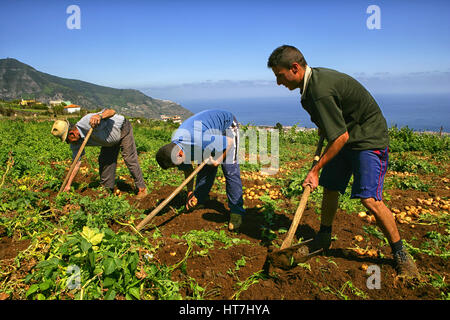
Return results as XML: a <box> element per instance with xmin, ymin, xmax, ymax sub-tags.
<box><xmin>58</xmin><ymin>127</ymin><xmax>94</xmax><ymax>195</ymax></box>
<box><xmin>266</xmin><ymin>135</ymin><xmax>324</xmax><ymax>270</ymax></box>
<box><xmin>135</xmin><ymin>158</ymin><xmax>209</xmax><ymax>231</ymax></box>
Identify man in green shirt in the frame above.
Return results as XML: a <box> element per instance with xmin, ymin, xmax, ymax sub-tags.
<box><xmin>267</xmin><ymin>45</ymin><xmax>418</xmax><ymax>278</ymax></box>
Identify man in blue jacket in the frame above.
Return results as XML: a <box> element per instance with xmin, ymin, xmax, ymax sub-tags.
<box><xmin>156</xmin><ymin>109</ymin><xmax>245</xmax><ymax>231</ymax></box>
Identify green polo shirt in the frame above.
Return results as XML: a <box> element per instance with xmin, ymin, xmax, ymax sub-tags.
<box><xmin>301</xmin><ymin>67</ymin><xmax>389</xmax><ymax>150</ymax></box>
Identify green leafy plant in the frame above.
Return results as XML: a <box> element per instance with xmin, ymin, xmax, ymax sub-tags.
<box><xmin>388</xmin><ymin>126</ymin><xmax>449</xmax><ymax>153</ymax></box>
<box><xmin>1</xmin><ymin>118</ymin><xmax>449</xmax><ymax>300</ymax></box>
<box><xmin>24</xmin><ymin>226</ymin><xmax>184</xmax><ymax>300</ymax></box>
<box><xmin>175</xmin><ymin>229</ymin><xmax>250</xmax><ymax>256</ymax></box>
<box><xmin>387</xmin><ymin>175</ymin><xmax>431</xmax><ymax>192</ymax></box>
<box><xmin>389</xmin><ymin>154</ymin><xmax>440</xmax><ymax>174</ymax></box>
<box><xmin>230</xmin><ymin>270</ymin><xmax>266</xmax><ymax>300</ymax></box>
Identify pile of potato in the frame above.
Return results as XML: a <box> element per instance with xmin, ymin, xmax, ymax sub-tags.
<box><xmin>357</xmin><ymin>196</ymin><xmax>449</xmax><ymax>225</ymax></box>
<box><xmin>239</xmin><ymin>172</ymin><xmax>265</xmax><ymax>181</ymax></box>
<box><xmin>388</xmin><ymin>170</ymin><xmax>416</xmax><ymax>177</ymax></box>
<box><xmin>392</xmin><ymin>196</ymin><xmax>449</xmax><ymax>223</ymax></box>
<box><xmin>441</xmin><ymin>177</ymin><xmax>449</xmax><ymax>190</ymax></box>
<box><xmin>79</xmin><ymin>166</ymin><xmax>89</xmax><ymax>175</ymax></box>
<box><xmin>243</xmin><ymin>183</ymin><xmax>283</xmax><ymax>201</ymax></box>
<box><xmin>218</xmin><ymin>173</ymin><xmax>284</xmax><ymax>201</ymax></box>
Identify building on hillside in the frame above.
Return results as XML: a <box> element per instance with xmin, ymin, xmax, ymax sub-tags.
<box><xmin>172</xmin><ymin>115</ymin><xmax>181</xmax><ymax>123</ymax></box>
<box><xmin>49</xmin><ymin>100</ymin><xmax>63</xmax><ymax>106</ymax></box>
<box><xmin>20</xmin><ymin>99</ymin><xmax>45</xmax><ymax>107</ymax></box>
<box><xmin>49</xmin><ymin>100</ymin><xmax>72</xmax><ymax>107</ymax></box>
<box><xmin>64</xmin><ymin>104</ymin><xmax>81</xmax><ymax>113</ymax></box>
<box><xmin>160</xmin><ymin>114</ymin><xmax>181</xmax><ymax>123</ymax></box>
<box><xmin>20</xmin><ymin>99</ymin><xmax>36</xmax><ymax>106</ymax></box>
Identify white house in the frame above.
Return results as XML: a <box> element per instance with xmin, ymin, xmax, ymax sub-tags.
<box><xmin>64</xmin><ymin>104</ymin><xmax>81</xmax><ymax>113</ymax></box>
<box><xmin>160</xmin><ymin>115</ymin><xmax>181</xmax><ymax>123</ymax></box>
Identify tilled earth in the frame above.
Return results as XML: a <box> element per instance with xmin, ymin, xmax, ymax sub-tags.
<box><xmin>126</xmin><ymin>166</ymin><xmax>449</xmax><ymax>299</ymax></box>
<box><xmin>1</xmin><ymin>164</ymin><xmax>449</xmax><ymax>300</ymax></box>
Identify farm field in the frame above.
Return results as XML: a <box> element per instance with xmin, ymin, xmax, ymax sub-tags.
<box><xmin>0</xmin><ymin>117</ymin><xmax>449</xmax><ymax>301</ymax></box>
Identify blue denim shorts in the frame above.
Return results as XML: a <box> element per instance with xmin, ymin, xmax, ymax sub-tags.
<box><xmin>319</xmin><ymin>147</ymin><xmax>389</xmax><ymax>200</ymax></box>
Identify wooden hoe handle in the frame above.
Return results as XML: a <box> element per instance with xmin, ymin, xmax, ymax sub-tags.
<box><xmin>58</xmin><ymin>127</ymin><xmax>94</xmax><ymax>195</ymax></box>
<box><xmin>280</xmin><ymin>136</ymin><xmax>325</xmax><ymax>250</ymax></box>
<box><xmin>136</xmin><ymin>159</ymin><xmax>209</xmax><ymax>231</ymax></box>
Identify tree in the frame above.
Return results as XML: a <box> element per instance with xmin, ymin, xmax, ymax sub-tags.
<box><xmin>275</xmin><ymin>122</ymin><xmax>283</xmax><ymax>136</ymax></box>
<box><xmin>52</xmin><ymin>105</ymin><xmax>64</xmax><ymax>115</ymax></box>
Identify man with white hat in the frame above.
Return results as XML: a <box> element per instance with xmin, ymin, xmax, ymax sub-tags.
<box><xmin>51</xmin><ymin>108</ymin><xmax>147</xmax><ymax>198</ymax></box>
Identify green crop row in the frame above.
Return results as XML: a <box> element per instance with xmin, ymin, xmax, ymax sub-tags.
<box><xmin>1</xmin><ymin>118</ymin><xmax>449</xmax><ymax>300</ymax></box>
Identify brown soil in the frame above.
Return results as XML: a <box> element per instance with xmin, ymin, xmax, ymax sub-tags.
<box><xmin>125</xmin><ymin>170</ymin><xmax>449</xmax><ymax>300</ymax></box>
<box><xmin>1</xmin><ymin>167</ymin><xmax>449</xmax><ymax>300</ymax></box>
<box><xmin>0</xmin><ymin>237</ymin><xmax>31</xmax><ymax>260</ymax></box>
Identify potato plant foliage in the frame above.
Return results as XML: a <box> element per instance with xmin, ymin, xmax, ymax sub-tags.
<box><xmin>0</xmin><ymin>118</ymin><xmax>449</xmax><ymax>300</ymax></box>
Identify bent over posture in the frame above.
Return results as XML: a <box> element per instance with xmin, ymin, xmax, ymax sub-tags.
<box><xmin>155</xmin><ymin>109</ymin><xmax>245</xmax><ymax>232</ymax></box>
<box><xmin>51</xmin><ymin>108</ymin><xmax>147</xmax><ymax>198</ymax></box>
<box><xmin>268</xmin><ymin>45</ymin><xmax>418</xmax><ymax>277</ymax></box>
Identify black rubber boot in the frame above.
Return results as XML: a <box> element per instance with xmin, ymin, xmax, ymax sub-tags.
<box><xmin>394</xmin><ymin>248</ymin><xmax>419</xmax><ymax>278</ymax></box>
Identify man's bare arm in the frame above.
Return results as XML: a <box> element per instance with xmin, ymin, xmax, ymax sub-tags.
<box><xmin>209</xmin><ymin>136</ymin><xmax>234</xmax><ymax>167</ymax></box>
<box><xmin>90</xmin><ymin>109</ymin><xmax>116</xmax><ymax>128</ymax></box>
<box><xmin>302</xmin><ymin>131</ymin><xmax>349</xmax><ymax>190</ymax></box>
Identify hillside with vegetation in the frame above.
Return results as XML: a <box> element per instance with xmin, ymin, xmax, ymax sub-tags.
<box><xmin>0</xmin><ymin>58</ymin><xmax>192</xmax><ymax>120</ymax></box>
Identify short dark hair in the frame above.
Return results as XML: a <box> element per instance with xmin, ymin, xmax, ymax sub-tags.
<box><xmin>155</xmin><ymin>142</ymin><xmax>179</xmax><ymax>169</ymax></box>
<box><xmin>267</xmin><ymin>45</ymin><xmax>307</xmax><ymax>69</ymax></box>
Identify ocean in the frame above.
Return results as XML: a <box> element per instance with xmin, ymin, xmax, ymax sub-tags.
<box><xmin>178</xmin><ymin>93</ymin><xmax>450</xmax><ymax>132</ymax></box>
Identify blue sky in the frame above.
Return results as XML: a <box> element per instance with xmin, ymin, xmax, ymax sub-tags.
<box><xmin>1</xmin><ymin>0</ymin><xmax>450</xmax><ymax>101</ymax></box>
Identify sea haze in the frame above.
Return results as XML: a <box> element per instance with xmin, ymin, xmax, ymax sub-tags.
<box><xmin>179</xmin><ymin>93</ymin><xmax>450</xmax><ymax>132</ymax></box>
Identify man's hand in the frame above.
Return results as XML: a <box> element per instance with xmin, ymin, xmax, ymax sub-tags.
<box><xmin>302</xmin><ymin>131</ymin><xmax>349</xmax><ymax>192</ymax></box>
<box><xmin>207</xmin><ymin>156</ymin><xmax>220</xmax><ymax>167</ymax></box>
<box><xmin>207</xmin><ymin>136</ymin><xmax>234</xmax><ymax>167</ymax></box>
<box><xmin>302</xmin><ymin>167</ymin><xmax>320</xmax><ymax>191</ymax></box>
<box><xmin>186</xmin><ymin>191</ymin><xmax>198</xmax><ymax>210</ymax></box>
<box><xmin>89</xmin><ymin>114</ymin><xmax>102</xmax><ymax>128</ymax></box>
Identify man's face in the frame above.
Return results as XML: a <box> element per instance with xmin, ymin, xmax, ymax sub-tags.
<box><xmin>66</xmin><ymin>128</ymin><xmax>81</xmax><ymax>143</ymax></box>
<box><xmin>271</xmin><ymin>63</ymin><xmax>303</xmax><ymax>91</ymax></box>
<box><xmin>173</xmin><ymin>148</ymin><xmax>185</xmax><ymax>167</ymax></box>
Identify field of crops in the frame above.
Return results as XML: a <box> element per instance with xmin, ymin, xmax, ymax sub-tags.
<box><xmin>0</xmin><ymin>117</ymin><xmax>449</xmax><ymax>301</ymax></box>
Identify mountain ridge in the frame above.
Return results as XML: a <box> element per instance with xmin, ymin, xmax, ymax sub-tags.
<box><xmin>0</xmin><ymin>58</ymin><xmax>193</xmax><ymax>119</ymax></box>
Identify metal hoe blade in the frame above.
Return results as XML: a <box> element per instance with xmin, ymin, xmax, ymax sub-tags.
<box><xmin>266</xmin><ymin>238</ymin><xmax>323</xmax><ymax>270</ymax></box>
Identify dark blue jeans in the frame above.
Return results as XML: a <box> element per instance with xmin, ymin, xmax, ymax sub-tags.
<box><xmin>193</xmin><ymin>163</ymin><xmax>245</xmax><ymax>215</ymax></box>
